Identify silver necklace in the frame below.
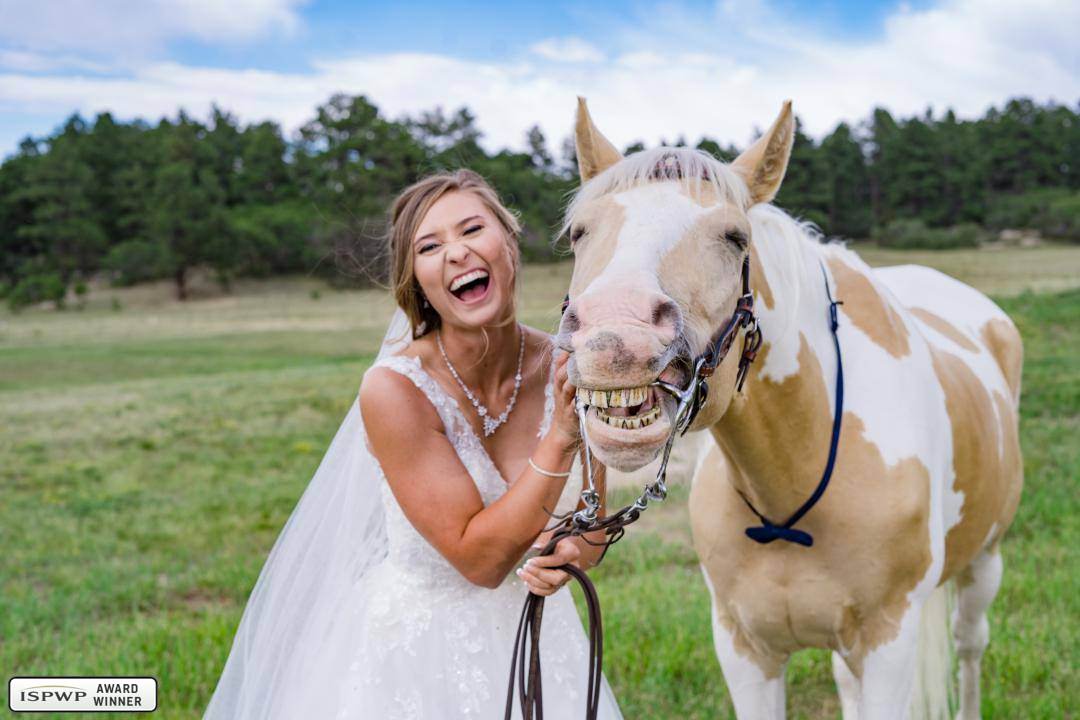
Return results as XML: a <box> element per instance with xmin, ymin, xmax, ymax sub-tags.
<box><xmin>437</xmin><ymin>325</ymin><xmax>525</xmax><ymax>437</ymax></box>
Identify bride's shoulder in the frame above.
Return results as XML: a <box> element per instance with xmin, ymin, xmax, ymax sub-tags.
<box><xmin>359</xmin><ymin>339</ymin><xmax>440</xmax><ymax>423</ymax></box>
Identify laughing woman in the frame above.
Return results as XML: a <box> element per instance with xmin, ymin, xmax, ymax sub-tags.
<box><xmin>203</xmin><ymin>170</ymin><xmax>623</xmax><ymax>719</ymax></box>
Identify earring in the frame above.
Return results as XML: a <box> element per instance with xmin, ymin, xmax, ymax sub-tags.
<box><xmin>422</xmin><ymin>297</ymin><xmax>430</xmax><ymax>309</ymax></box>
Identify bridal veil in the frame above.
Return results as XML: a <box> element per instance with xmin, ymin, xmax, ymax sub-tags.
<box><xmin>203</xmin><ymin>309</ymin><xmax>411</xmax><ymax>719</ymax></box>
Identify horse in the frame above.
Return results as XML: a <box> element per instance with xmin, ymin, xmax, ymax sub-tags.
<box><xmin>558</xmin><ymin>98</ymin><xmax>1024</xmax><ymax>719</ymax></box>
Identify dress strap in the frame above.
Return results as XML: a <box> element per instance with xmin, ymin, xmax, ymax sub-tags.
<box><xmin>369</xmin><ymin>355</ymin><xmax>474</xmax><ymax>442</ymax></box>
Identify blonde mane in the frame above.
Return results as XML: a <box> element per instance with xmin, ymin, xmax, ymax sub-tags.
<box><xmin>562</xmin><ymin>146</ymin><xmax>749</xmax><ymax>237</ymax></box>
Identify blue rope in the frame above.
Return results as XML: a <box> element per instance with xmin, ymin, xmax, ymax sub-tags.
<box><xmin>741</xmin><ymin>262</ymin><xmax>843</xmax><ymax>548</ymax></box>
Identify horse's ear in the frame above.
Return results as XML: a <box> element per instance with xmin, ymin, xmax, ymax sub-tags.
<box><xmin>732</xmin><ymin>100</ymin><xmax>794</xmax><ymax>205</ymax></box>
<box><xmin>575</xmin><ymin>97</ymin><xmax>622</xmax><ymax>183</ymax></box>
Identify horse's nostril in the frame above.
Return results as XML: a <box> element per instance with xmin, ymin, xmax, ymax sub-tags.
<box><xmin>651</xmin><ymin>299</ymin><xmax>680</xmax><ymax>330</ymax></box>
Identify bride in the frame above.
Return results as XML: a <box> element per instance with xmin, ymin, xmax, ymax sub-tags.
<box><xmin>204</xmin><ymin>169</ymin><xmax>623</xmax><ymax>719</ymax></box>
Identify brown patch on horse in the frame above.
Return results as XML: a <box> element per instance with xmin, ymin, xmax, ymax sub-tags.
<box><xmin>567</xmin><ymin>199</ymin><xmax>625</xmax><ymax>297</ymax></box>
<box><xmin>693</xmin><ymin>336</ymin><xmax>932</xmax><ymax>678</ymax></box>
<box><xmin>910</xmin><ymin>307</ymin><xmax>979</xmax><ymax>352</ymax></box>
<box><xmin>656</xmin><ymin>207</ymin><xmax>749</xmax><ymax>356</ymax></box>
<box><xmin>991</xmin><ymin>391</ymin><xmax>1024</xmax><ymax>545</ymax></box>
<box><xmin>827</xmin><ymin>256</ymin><xmax>911</xmax><ymax>359</ymax></box>
<box><xmin>930</xmin><ymin>348</ymin><xmax>1023</xmax><ymax>582</ymax></box>
<box><xmin>980</xmin><ymin>317</ymin><xmax>1023</xmax><ymax>402</ymax></box>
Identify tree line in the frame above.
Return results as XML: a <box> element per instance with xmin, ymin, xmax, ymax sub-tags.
<box><xmin>0</xmin><ymin>94</ymin><xmax>1076</xmax><ymax>308</ymax></box>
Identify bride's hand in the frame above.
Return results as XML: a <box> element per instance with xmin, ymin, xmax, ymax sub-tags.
<box><xmin>516</xmin><ymin>538</ymin><xmax>580</xmax><ymax>596</ymax></box>
<box><xmin>550</xmin><ymin>351</ymin><xmax>579</xmax><ymax>446</ymax></box>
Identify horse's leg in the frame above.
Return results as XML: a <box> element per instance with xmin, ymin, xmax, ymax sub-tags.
<box><xmin>700</xmin><ymin>574</ymin><xmax>786</xmax><ymax>718</ymax></box>
<box><xmin>953</xmin><ymin>547</ymin><xmax>1003</xmax><ymax>720</ymax></box>
<box><xmin>831</xmin><ymin>651</ymin><xmax>860</xmax><ymax>719</ymax></box>
<box><xmin>855</xmin><ymin>605</ymin><xmax>922</xmax><ymax>720</ymax></box>
<box><xmin>710</xmin><ymin>620</ymin><xmax>786</xmax><ymax>719</ymax></box>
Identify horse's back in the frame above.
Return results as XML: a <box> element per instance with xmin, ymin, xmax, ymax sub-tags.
<box><xmin>873</xmin><ymin>262</ymin><xmax>1023</xmax><ymax>578</ymax></box>
<box><xmin>873</xmin><ymin>263</ymin><xmax>1022</xmax><ymax>402</ymax></box>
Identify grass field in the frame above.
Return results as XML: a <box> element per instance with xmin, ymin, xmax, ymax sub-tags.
<box><xmin>2</xmin><ymin>244</ymin><xmax>1077</xmax><ymax>718</ymax></box>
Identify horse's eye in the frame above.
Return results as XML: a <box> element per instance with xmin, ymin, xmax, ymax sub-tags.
<box><xmin>724</xmin><ymin>230</ymin><xmax>748</xmax><ymax>249</ymax></box>
<box><xmin>570</xmin><ymin>226</ymin><xmax>586</xmax><ymax>243</ymax></box>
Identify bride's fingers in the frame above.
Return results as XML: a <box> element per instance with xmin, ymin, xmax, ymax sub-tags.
<box><xmin>526</xmin><ymin>563</ymin><xmax>569</xmax><ymax>587</ymax></box>
<box><xmin>516</xmin><ymin>565</ymin><xmax>553</xmax><ymax>593</ymax></box>
<box><xmin>519</xmin><ymin>540</ymin><xmax>579</xmax><ymax>590</ymax></box>
<box><xmin>516</xmin><ymin>564</ymin><xmax>567</xmax><ymax>595</ymax></box>
<box><xmin>544</xmin><ymin>538</ymin><xmax>581</xmax><ymax>566</ymax></box>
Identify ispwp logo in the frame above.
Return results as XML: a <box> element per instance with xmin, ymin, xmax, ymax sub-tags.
<box><xmin>9</xmin><ymin>677</ymin><xmax>157</xmax><ymax>712</ymax></box>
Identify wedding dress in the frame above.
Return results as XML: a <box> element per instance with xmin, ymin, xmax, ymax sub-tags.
<box><xmin>204</xmin><ymin>310</ymin><xmax>623</xmax><ymax>719</ymax></box>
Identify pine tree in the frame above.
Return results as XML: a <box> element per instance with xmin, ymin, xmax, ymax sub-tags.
<box><xmin>15</xmin><ymin>124</ymin><xmax>106</xmax><ymax>286</ymax></box>
<box><xmin>146</xmin><ymin>116</ymin><xmax>231</xmax><ymax>299</ymax></box>
<box><xmin>820</xmin><ymin>123</ymin><xmax>872</xmax><ymax>238</ymax></box>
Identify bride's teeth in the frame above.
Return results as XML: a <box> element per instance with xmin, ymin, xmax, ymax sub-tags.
<box><xmin>450</xmin><ymin>270</ymin><xmax>489</xmax><ymax>292</ymax></box>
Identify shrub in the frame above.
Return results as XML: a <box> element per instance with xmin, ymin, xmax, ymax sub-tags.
<box><xmin>7</xmin><ymin>272</ymin><xmax>66</xmax><ymax>311</ymax></box>
<box><xmin>873</xmin><ymin>219</ymin><xmax>983</xmax><ymax>250</ymax></box>
<box><xmin>1043</xmin><ymin>194</ymin><xmax>1080</xmax><ymax>242</ymax></box>
<box><xmin>227</xmin><ymin>203</ymin><xmax>322</xmax><ymax>277</ymax></box>
<box><xmin>985</xmin><ymin>187</ymin><xmax>1080</xmax><ymax>242</ymax></box>
<box><xmin>104</xmin><ymin>241</ymin><xmax>172</xmax><ymax>286</ymax></box>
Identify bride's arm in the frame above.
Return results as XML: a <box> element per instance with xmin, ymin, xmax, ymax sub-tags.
<box><xmin>360</xmin><ymin>354</ymin><xmax>579</xmax><ymax>589</ymax></box>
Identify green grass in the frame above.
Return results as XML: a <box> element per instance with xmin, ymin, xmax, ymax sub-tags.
<box><xmin>2</xmin><ymin>250</ymin><xmax>1077</xmax><ymax>718</ymax></box>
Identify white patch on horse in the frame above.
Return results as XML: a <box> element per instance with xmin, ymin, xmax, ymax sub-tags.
<box><xmin>577</xmin><ymin>184</ymin><xmax>711</xmax><ymax>298</ymax></box>
<box><xmin>874</xmin><ymin>263</ymin><xmax>1019</xmax><ymax>542</ymax></box>
<box><xmin>701</xmin><ymin>566</ymin><xmax>786</xmax><ymax>718</ymax></box>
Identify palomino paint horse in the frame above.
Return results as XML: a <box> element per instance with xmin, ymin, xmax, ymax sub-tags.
<box><xmin>559</xmin><ymin>99</ymin><xmax>1023</xmax><ymax>719</ymax></box>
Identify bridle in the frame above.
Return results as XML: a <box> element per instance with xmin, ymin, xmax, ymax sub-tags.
<box><xmin>505</xmin><ymin>254</ymin><xmax>762</xmax><ymax>720</ymax></box>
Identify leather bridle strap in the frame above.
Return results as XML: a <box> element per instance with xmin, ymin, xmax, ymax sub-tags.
<box><xmin>675</xmin><ymin>255</ymin><xmax>762</xmax><ymax>431</ymax></box>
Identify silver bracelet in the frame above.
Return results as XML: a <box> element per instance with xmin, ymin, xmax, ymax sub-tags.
<box><xmin>528</xmin><ymin>457</ymin><xmax>572</xmax><ymax>478</ymax></box>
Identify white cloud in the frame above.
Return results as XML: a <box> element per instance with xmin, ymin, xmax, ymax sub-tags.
<box><xmin>529</xmin><ymin>37</ymin><xmax>605</xmax><ymax>64</ymax></box>
<box><xmin>0</xmin><ymin>0</ymin><xmax>1076</xmax><ymax>155</ymax></box>
<box><xmin>0</xmin><ymin>0</ymin><xmax>306</xmax><ymax>61</ymax></box>
<box><xmin>0</xmin><ymin>50</ymin><xmax>111</xmax><ymax>74</ymax></box>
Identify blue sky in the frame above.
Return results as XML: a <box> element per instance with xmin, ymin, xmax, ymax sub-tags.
<box><xmin>0</xmin><ymin>0</ymin><xmax>1075</xmax><ymax>159</ymax></box>
<box><xmin>163</xmin><ymin>0</ymin><xmax>921</xmax><ymax>70</ymax></box>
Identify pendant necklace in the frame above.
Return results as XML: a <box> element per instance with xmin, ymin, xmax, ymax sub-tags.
<box><xmin>437</xmin><ymin>325</ymin><xmax>525</xmax><ymax>437</ymax></box>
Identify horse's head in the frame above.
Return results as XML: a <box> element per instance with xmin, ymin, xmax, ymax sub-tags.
<box><xmin>558</xmin><ymin>98</ymin><xmax>795</xmax><ymax>471</ymax></box>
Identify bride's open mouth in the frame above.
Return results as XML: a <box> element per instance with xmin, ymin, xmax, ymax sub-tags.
<box><xmin>448</xmin><ymin>268</ymin><xmax>491</xmax><ymax>304</ymax></box>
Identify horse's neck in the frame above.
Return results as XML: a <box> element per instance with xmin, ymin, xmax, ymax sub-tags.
<box><xmin>710</xmin><ymin>236</ymin><xmax>841</xmax><ymax>522</ymax></box>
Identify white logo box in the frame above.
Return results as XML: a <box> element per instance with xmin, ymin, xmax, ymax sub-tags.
<box><xmin>9</xmin><ymin>677</ymin><xmax>157</xmax><ymax>712</ymax></box>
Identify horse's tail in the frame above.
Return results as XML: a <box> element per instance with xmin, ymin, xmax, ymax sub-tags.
<box><xmin>908</xmin><ymin>580</ymin><xmax>956</xmax><ymax>720</ymax></box>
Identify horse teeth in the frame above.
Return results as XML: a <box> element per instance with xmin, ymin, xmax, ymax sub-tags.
<box><xmin>576</xmin><ymin>385</ymin><xmax>650</xmax><ymax>408</ymax></box>
<box><xmin>593</xmin><ymin>404</ymin><xmax>661</xmax><ymax>430</ymax></box>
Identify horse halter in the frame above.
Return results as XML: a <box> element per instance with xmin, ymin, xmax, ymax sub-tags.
<box><xmin>653</xmin><ymin>254</ymin><xmax>762</xmax><ymax>435</ymax></box>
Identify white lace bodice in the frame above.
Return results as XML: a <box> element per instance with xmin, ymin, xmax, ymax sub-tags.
<box><xmin>367</xmin><ymin>353</ymin><xmax>559</xmax><ymax>588</ymax></box>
